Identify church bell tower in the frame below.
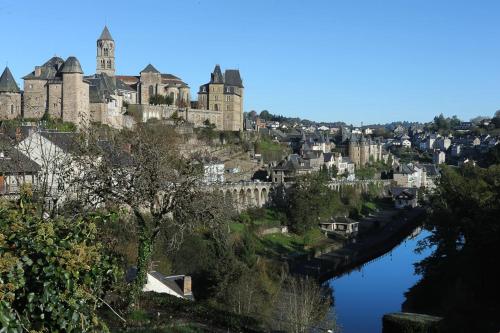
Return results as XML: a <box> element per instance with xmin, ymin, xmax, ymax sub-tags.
<box><xmin>96</xmin><ymin>26</ymin><xmax>115</xmax><ymax>76</ymax></box>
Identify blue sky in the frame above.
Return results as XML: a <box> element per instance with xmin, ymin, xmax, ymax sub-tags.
<box><xmin>2</xmin><ymin>0</ymin><xmax>500</xmax><ymax>124</ymax></box>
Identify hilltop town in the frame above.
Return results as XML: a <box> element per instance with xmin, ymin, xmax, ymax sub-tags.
<box><xmin>0</xmin><ymin>26</ymin><xmax>243</xmax><ymax>131</ymax></box>
<box><xmin>1</xmin><ymin>24</ymin><xmax>500</xmax><ymax>333</ymax></box>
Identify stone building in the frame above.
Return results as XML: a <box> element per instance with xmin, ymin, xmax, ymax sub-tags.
<box><xmin>115</xmin><ymin>65</ymin><xmax>190</xmax><ymax>107</ymax></box>
<box><xmin>22</xmin><ymin>56</ymin><xmax>89</xmax><ymax>127</ymax></box>
<box><xmin>96</xmin><ymin>26</ymin><xmax>115</xmax><ymax>76</ymax></box>
<box><xmin>0</xmin><ymin>67</ymin><xmax>22</xmax><ymax>120</ymax></box>
<box><xmin>347</xmin><ymin>136</ymin><xmax>383</xmax><ymax>167</ymax></box>
<box><xmin>197</xmin><ymin>65</ymin><xmax>244</xmax><ymax>131</ymax></box>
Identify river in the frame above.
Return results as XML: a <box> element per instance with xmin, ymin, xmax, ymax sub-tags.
<box><xmin>327</xmin><ymin>229</ymin><xmax>432</xmax><ymax>333</ymax></box>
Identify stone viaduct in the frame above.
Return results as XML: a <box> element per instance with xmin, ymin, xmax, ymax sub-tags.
<box><xmin>209</xmin><ymin>179</ymin><xmax>391</xmax><ymax>211</ymax></box>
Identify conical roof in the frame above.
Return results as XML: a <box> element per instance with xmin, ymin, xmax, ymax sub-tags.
<box><xmin>0</xmin><ymin>67</ymin><xmax>20</xmax><ymax>93</ymax></box>
<box><xmin>211</xmin><ymin>64</ymin><xmax>224</xmax><ymax>84</ymax></box>
<box><xmin>140</xmin><ymin>64</ymin><xmax>160</xmax><ymax>74</ymax></box>
<box><xmin>59</xmin><ymin>56</ymin><xmax>84</xmax><ymax>74</ymax></box>
<box><xmin>99</xmin><ymin>26</ymin><xmax>113</xmax><ymax>40</ymax></box>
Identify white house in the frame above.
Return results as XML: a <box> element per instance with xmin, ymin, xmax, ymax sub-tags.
<box><xmin>16</xmin><ymin>130</ymin><xmax>76</xmax><ymax>202</ymax></box>
<box><xmin>433</xmin><ymin>151</ymin><xmax>445</xmax><ymax>165</ymax></box>
<box><xmin>143</xmin><ymin>272</ymin><xmax>194</xmax><ymax>300</ymax></box>
<box><xmin>401</xmin><ymin>139</ymin><xmax>411</xmax><ymax>148</ymax></box>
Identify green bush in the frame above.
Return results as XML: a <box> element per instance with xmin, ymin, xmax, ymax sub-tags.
<box><xmin>0</xmin><ymin>201</ymin><xmax>119</xmax><ymax>332</ymax></box>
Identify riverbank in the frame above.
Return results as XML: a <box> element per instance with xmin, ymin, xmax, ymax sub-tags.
<box><xmin>288</xmin><ymin>207</ymin><xmax>426</xmax><ymax>282</ymax></box>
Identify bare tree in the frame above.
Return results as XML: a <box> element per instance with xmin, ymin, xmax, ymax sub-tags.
<box><xmin>272</xmin><ymin>276</ymin><xmax>337</xmax><ymax>333</ymax></box>
<box><xmin>71</xmin><ymin>122</ymin><xmax>230</xmax><ymax>305</ymax></box>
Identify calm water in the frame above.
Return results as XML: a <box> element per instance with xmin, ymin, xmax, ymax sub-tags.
<box><xmin>327</xmin><ymin>229</ymin><xmax>432</xmax><ymax>333</ymax></box>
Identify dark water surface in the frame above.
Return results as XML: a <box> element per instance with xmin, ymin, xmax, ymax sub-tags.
<box><xmin>327</xmin><ymin>229</ymin><xmax>432</xmax><ymax>333</ymax></box>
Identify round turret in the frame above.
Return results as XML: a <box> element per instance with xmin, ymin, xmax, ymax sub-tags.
<box><xmin>60</xmin><ymin>56</ymin><xmax>84</xmax><ymax>74</ymax></box>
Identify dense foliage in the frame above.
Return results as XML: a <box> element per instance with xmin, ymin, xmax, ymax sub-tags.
<box><xmin>271</xmin><ymin>173</ymin><xmax>383</xmax><ymax>233</ymax></box>
<box><xmin>405</xmin><ymin>164</ymin><xmax>500</xmax><ymax>332</ymax></box>
<box><xmin>0</xmin><ymin>200</ymin><xmax>119</xmax><ymax>332</ymax></box>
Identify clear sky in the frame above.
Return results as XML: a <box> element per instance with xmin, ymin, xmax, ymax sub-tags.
<box><xmin>2</xmin><ymin>0</ymin><xmax>500</xmax><ymax>125</ymax></box>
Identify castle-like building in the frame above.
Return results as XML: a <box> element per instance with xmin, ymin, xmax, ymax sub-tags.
<box><xmin>0</xmin><ymin>26</ymin><xmax>244</xmax><ymax>131</ymax></box>
<box><xmin>197</xmin><ymin>65</ymin><xmax>244</xmax><ymax>132</ymax></box>
<box><xmin>0</xmin><ymin>67</ymin><xmax>21</xmax><ymax>120</ymax></box>
<box><xmin>347</xmin><ymin>136</ymin><xmax>383</xmax><ymax>167</ymax></box>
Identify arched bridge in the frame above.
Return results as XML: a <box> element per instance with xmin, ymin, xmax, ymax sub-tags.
<box><xmin>206</xmin><ymin>179</ymin><xmax>391</xmax><ymax>211</ymax></box>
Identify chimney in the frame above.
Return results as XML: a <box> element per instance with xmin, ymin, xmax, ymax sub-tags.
<box><xmin>183</xmin><ymin>276</ymin><xmax>192</xmax><ymax>295</ymax></box>
<box><xmin>15</xmin><ymin>127</ymin><xmax>22</xmax><ymax>142</ymax></box>
<box><xmin>35</xmin><ymin>66</ymin><xmax>42</xmax><ymax>77</ymax></box>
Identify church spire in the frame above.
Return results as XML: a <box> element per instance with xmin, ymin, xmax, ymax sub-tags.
<box><xmin>96</xmin><ymin>26</ymin><xmax>115</xmax><ymax>76</ymax></box>
<box><xmin>99</xmin><ymin>25</ymin><xmax>114</xmax><ymax>41</ymax></box>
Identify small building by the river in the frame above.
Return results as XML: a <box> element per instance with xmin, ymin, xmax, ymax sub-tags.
<box><xmin>391</xmin><ymin>187</ymin><xmax>418</xmax><ymax>209</ymax></box>
<box><xmin>320</xmin><ymin>216</ymin><xmax>359</xmax><ymax>237</ymax></box>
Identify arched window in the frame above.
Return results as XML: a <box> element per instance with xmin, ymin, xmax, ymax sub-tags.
<box><xmin>148</xmin><ymin>85</ymin><xmax>154</xmax><ymax>97</ymax></box>
<box><xmin>104</xmin><ymin>48</ymin><xmax>109</xmax><ymax>56</ymax></box>
<box><xmin>107</xmin><ymin>60</ymin><xmax>112</xmax><ymax>69</ymax></box>
<box><xmin>10</xmin><ymin>105</ymin><xmax>14</xmax><ymax>114</ymax></box>
<box><xmin>101</xmin><ymin>60</ymin><xmax>105</xmax><ymax>69</ymax></box>
<box><xmin>214</xmin><ymin>104</ymin><xmax>219</xmax><ymax>111</ymax></box>
<box><xmin>169</xmin><ymin>92</ymin><xmax>175</xmax><ymax>101</ymax></box>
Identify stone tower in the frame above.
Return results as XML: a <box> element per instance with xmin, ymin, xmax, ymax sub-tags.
<box><xmin>96</xmin><ymin>26</ymin><xmax>115</xmax><ymax>76</ymax></box>
<box><xmin>0</xmin><ymin>67</ymin><xmax>22</xmax><ymax>120</ymax></box>
<box><xmin>197</xmin><ymin>64</ymin><xmax>244</xmax><ymax>131</ymax></box>
<box><xmin>60</xmin><ymin>57</ymin><xmax>90</xmax><ymax>127</ymax></box>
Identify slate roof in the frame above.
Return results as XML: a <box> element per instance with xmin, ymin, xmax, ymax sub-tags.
<box><xmin>0</xmin><ymin>67</ymin><xmax>20</xmax><ymax>93</ymax></box>
<box><xmin>87</xmin><ymin>73</ymin><xmax>135</xmax><ymax>103</ymax></box>
<box><xmin>160</xmin><ymin>74</ymin><xmax>188</xmax><ymax>87</ymax></box>
<box><xmin>0</xmin><ymin>135</ymin><xmax>40</xmax><ymax>174</ymax></box>
<box><xmin>125</xmin><ymin>268</ymin><xmax>193</xmax><ymax>300</ymax></box>
<box><xmin>391</xmin><ymin>187</ymin><xmax>418</xmax><ymax>200</ymax></box>
<box><xmin>274</xmin><ymin>154</ymin><xmax>312</xmax><ymax>171</ymax></box>
<box><xmin>140</xmin><ymin>64</ymin><xmax>160</xmax><ymax>74</ymax></box>
<box><xmin>224</xmin><ymin>69</ymin><xmax>243</xmax><ymax>88</ymax></box>
<box><xmin>23</xmin><ymin>56</ymin><xmax>65</xmax><ymax>80</ymax></box>
<box><xmin>324</xmin><ymin>152</ymin><xmax>334</xmax><ymax>162</ymax></box>
<box><xmin>98</xmin><ymin>26</ymin><xmax>113</xmax><ymax>41</ymax></box>
<box><xmin>418</xmin><ymin>163</ymin><xmax>440</xmax><ymax>177</ymax></box>
<box><xmin>391</xmin><ymin>187</ymin><xmax>418</xmax><ymax>198</ymax></box>
<box><xmin>210</xmin><ymin>65</ymin><xmax>224</xmax><ymax>84</ymax></box>
<box><xmin>39</xmin><ymin>131</ymin><xmax>77</xmax><ymax>153</ymax></box>
<box><xmin>59</xmin><ymin>56</ymin><xmax>84</xmax><ymax>74</ymax></box>
<box><xmin>395</xmin><ymin>163</ymin><xmax>417</xmax><ymax>175</ymax></box>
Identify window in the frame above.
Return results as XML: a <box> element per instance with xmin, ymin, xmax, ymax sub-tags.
<box><xmin>107</xmin><ymin>60</ymin><xmax>112</xmax><ymax>69</ymax></box>
<box><xmin>101</xmin><ymin>60</ymin><xmax>105</xmax><ymax>69</ymax></box>
<box><xmin>148</xmin><ymin>85</ymin><xmax>154</xmax><ymax>96</ymax></box>
<box><xmin>10</xmin><ymin>105</ymin><xmax>14</xmax><ymax>114</ymax></box>
<box><xmin>214</xmin><ymin>104</ymin><xmax>219</xmax><ymax>111</ymax></box>
<box><xmin>104</xmin><ymin>48</ymin><xmax>109</xmax><ymax>56</ymax></box>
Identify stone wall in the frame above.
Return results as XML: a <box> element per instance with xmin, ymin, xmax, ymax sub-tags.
<box><xmin>0</xmin><ymin>92</ymin><xmax>21</xmax><ymax>119</ymax></box>
<box><xmin>127</xmin><ymin>104</ymin><xmax>224</xmax><ymax>130</ymax></box>
<box><xmin>23</xmin><ymin>79</ymin><xmax>47</xmax><ymax>119</ymax></box>
<box><xmin>47</xmin><ymin>82</ymin><xmax>62</xmax><ymax>119</ymax></box>
<box><xmin>62</xmin><ymin>73</ymin><xmax>89</xmax><ymax>127</ymax></box>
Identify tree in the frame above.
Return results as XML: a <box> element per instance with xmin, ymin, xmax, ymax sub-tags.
<box><xmin>259</xmin><ymin>110</ymin><xmax>271</xmax><ymax>121</ymax></box>
<box><xmin>271</xmin><ymin>276</ymin><xmax>336</xmax><ymax>333</ymax></box>
<box><xmin>0</xmin><ymin>197</ymin><xmax>118</xmax><ymax>332</ymax></box>
<box><xmin>406</xmin><ymin>165</ymin><xmax>500</xmax><ymax>332</ymax></box>
<box><xmin>149</xmin><ymin>94</ymin><xmax>173</xmax><ymax>106</ymax></box>
<box><xmin>287</xmin><ymin>173</ymin><xmax>331</xmax><ymax>233</ymax></box>
<box><xmin>71</xmin><ymin>123</ymin><xmax>229</xmax><ymax>306</ymax></box>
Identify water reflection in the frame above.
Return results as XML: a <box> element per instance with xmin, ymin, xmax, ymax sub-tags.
<box><xmin>327</xmin><ymin>229</ymin><xmax>432</xmax><ymax>333</ymax></box>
